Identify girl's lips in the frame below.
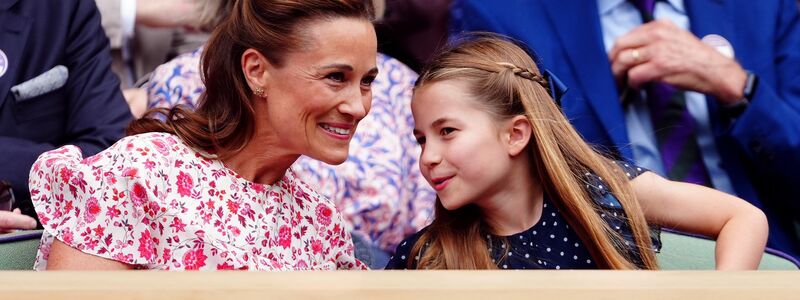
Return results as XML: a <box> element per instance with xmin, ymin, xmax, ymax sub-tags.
<box><xmin>431</xmin><ymin>175</ymin><xmax>454</xmax><ymax>191</ymax></box>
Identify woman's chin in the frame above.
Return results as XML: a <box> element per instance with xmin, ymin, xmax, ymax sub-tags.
<box><xmin>310</xmin><ymin>150</ymin><xmax>349</xmax><ymax>165</ymax></box>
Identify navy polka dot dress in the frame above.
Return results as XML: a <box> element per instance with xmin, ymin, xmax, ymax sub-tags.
<box><xmin>385</xmin><ymin>162</ymin><xmax>661</xmax><ymax>270</ymax></box>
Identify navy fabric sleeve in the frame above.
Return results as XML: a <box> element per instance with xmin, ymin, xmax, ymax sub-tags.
<box><xmin>0</xmin><ymin>0</ymin><xmax>132</xmax><ymax>218</ymax></box>
<box><xmin>585</xmin><ymin>161</ymin><xmax>661</xmax><ymax>267</ymax></box>
<box><xmin>385</xmin><ymin>228</ymin><xmax>427</xmax><ymax>269</ymax></box>
<box><xmin>724</xmin><ymin>0</ymin><xmax>800</xmax><ymax>208</ymax></box>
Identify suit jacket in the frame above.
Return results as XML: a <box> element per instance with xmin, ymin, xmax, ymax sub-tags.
<box><xmin>0</xmin><ymin>0</ymin><xmax>133</xmax><ymax>219</ymax></box>
<box><xmin>453</xmin><ymin>0</ymin><xmax>800</xmax><ymax>258</ymax></box>
<box><xmin>96</xmin><ymin>0</ymin><xmax>206</xmax><ymax>88</ymax></box>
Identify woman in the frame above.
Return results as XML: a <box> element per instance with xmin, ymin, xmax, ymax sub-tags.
<box><xmin>142</xmin><ymin>0</ymin><xmax>436</xmax><ymax>269</ymax></box>
<box><xmin>29</xmin><ymin>0</ymin><xmax>377</xmax><ymax>270</ymax></box>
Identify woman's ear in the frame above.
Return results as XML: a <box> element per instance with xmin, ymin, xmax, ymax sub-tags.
<box><xmin>241</xmin><ymin>48</ymin><xmax>271</xmax><ymax>93</ymax></box>
<box><xmin>506</xmin><ymin>115</ymin><xmax>532</xmax><ymax>157</ymax></box>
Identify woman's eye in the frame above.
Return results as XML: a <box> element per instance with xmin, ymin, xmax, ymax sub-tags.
<box><xmin>440</xmin><ymin>127</ymin><xmax>456</xmax><ymax>136</ymax></box>
<box><xmin>326</xmin><ymin>72</ymin><xmax>346</xmax><ymax>82</ymax></box>
<box><xmin>361</xmin><ymin>75</ymin><xmax>376</xmax><ymax>87</ymax></box>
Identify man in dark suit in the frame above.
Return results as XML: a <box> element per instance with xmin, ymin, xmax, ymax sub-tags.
<box><xmin>452</xmin><ymin>0</ymin><xmax>800</xmax><ymax>259</ymax></box>
<box><xmin>0</xmin><ymin>0</ymin><xmax>132</xmax><ymax>229</ymax></box>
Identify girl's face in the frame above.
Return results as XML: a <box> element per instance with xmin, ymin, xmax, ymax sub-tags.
<box><xmin>412</xmin><ymin>80</ymin><xmax>518</xmax><ymax>210</ymax></box>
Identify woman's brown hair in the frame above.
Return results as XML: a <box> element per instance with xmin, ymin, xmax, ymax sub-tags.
<box><xmin>127</xmin><ymin>0</ymin><xmax>374</xmax><ymax>158</ymax></box>
<box><xmin>410</xmin><ymin>33</ymin><xmax>659</xmax><ymax>270</ymax></box>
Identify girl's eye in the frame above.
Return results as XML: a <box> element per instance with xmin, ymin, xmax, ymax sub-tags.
<box><xmin>415</xmin><ymin>136</ymin><xmax>426</xmax><ymax>145</ymax></box>
<box><xmin>361</xmin><ymin>75</ymin><xmax>376</xmax><ymax>87</ymax></box>
<box><xmin>326</xmin><ymin>72</ymin><xmax>346</xmax><ymax>82</ymax></box>
<box><xmin>440</xmin><ymin>127</ymin><xmax>456</xmax><ymax>136</ymax></box>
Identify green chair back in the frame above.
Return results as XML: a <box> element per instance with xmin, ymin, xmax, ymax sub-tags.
<box><xmin>0</xmin><ymin>230</ymin><xmax>43</xmax><ymax>270</ymax></box>
<box><xmin>657</xmin><ymin>230</ymin><xmax>799</xmax><ymax>270</ymax></box>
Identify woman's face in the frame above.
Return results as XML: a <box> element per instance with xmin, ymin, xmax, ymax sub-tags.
<box><xmin>412</xmin><ymin>80</ymin><xmax>517</xmax><ymax>211</ymax></box>
<box><xmin>261</xmin><ymin>17</ymin><xmax>378</xmax><ymax>165</ymax></box>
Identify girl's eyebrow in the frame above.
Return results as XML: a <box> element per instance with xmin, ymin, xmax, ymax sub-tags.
<box><xmin>431</xmin><ymin>117</ymin><xmax>452</xmax><ymax>128</ymax></box>
<box><xmin>413</xmin><ymin>117</ymin><xmax>456</xmax><ymax>135</ymax></box>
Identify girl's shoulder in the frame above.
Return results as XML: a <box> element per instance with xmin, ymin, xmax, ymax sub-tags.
<box><xmin>384</xmin><ymin>227</ymin><xmax>429</xmax><ymax>269</ymax></box>
<box><xmin>582</xmin><ymin>161</ymin><xmax>662</xmax><ymax>262</ymax></box>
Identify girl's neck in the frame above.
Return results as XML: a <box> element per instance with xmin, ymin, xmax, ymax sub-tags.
<box><xmin>478</xmin><ymin>163</ymin><xmax>545</xmax><ymax>237</ymax></box>
<box><xmin>222</xmin><ymin>128</ymin><xmax>299</xmax><ymax>185</ymax></box>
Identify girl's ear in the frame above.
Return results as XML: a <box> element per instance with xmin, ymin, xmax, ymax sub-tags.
<box><xmin>241</xmin><ymin>48</ymin><xmax>272</xmax><ymax>93</ymax></box>
<box><xmin>506</xmin><ymin>115</ymin><xmax>532</xmax><ymax>157</ymax></box>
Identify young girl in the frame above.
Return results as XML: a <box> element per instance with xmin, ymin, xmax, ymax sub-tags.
<box><xmin>385</xmin><ymin>33</ymin><xmax>768</xmax><ymax>270</ymax></box>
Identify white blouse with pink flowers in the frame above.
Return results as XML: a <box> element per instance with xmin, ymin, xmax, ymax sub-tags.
<box><xmin>29</xmin><ymin>132</ymin><xmax>365</xmax><ymax>270</ymax></box>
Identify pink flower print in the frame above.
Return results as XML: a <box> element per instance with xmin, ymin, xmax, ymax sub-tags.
<box><xmin>58</xmin><ymin>166</ymin><xmax>73</xmax><ymax>183</ymax></box>
<box><xmin>311</xmin><ymin>239</ymin><xmax>323</xmax><ymax>254</ymax></box>
<box><xmin>138</xmin><ymin>229</ymin><xmax>155</xmax><ymax>261</ymax></box>
<box><xmin>217</xmin><ymin>262</ymin><xmax>236</xmax><ymax>270</ymax></box>
<box><xmin>121</xmin><ymin>167</ymin><xmax>138</xmax><ymax>177</ymax></box>
<box><xmin>182</xmin><ymin>247</ymin><xmax>208</xmax><ymax>270</ymax></box>
<box><xmin>92</xmin><ymin>225</ymin><xmax>105</xmax><ymax>238</ymax></box>
<box><xmin>170</xmin><ymin>217</ymin><xmax>187</xmax><ymax>233</ymax></box>
<box><xmin>251</xmin><ymin>183</ymin><xmax>265</xmax><ymax>194</ymax></box>
<box><xmin>151</xmin><ymin>139</ymin><xmax>170</xmax><ymax>155</ymax></box>
<box><xmin>84</xmin><ymin>197</ymin><xmax>101</xmax><ymax>223</ymax></box>
<box><xmin>226</xmin><ymin>200</ymin><xmax>239</xmax><ymax>214</ymax></box>
<box><xmin>106</xmin><ymin>206</ymin><xmax>121</xmax><ymax>219</ymax></box>
<box><xmin>131</xmin><ymin>182</ymin><xmax>148</xmax><ymax>207</ymax></box>
<box><xmin>113</xmin><ymin>252</ymin><xmax>134</xmax><ymax>263</ymax></box>
<box><xmin>162</xmin><ymin>248</ymin><xmax>172</xmax><ymax>263</ymax></box>
<box><xmin>296</xmin><ymin>260</ymin><xmax>308</xmax><ymax>270</ymax></box>
<box><xmin>315</xmin><ymin>204</ymin><xmax>332</xmax><ymax>227</ymax></box>
<box><xmin>61</xmin><ymin>228</ymin><xmax>74</xmax><ymax>245</ymax></box>
<box><xmin>144</xmin><ymin>201</ymin><xmax>161</xmax><ymax>217</ymax></box>
<box><xmin>176</xmin><ymin>171</ymin><xmax>194</xmax><ymax>197</ymax></box>
<box><xmin>81</xmin><ymin>153</ymin><xmax>102</xmax><ymax>165</ymax></box>
<box><xmin>230</xmin><ymin>226</ymin><xmax>241</xmax><ymax>237</ymax></box>
<box><xmin>278</xmin><ymin>225</ymin><xmax>292</xmax><ymax>249</ymax></box>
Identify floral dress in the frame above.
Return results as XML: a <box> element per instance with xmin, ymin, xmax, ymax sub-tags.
<box><xmin>29</xmin><ymin>132</ymin><xmax>365</xmax><ymax>270</ymax></box>
<box><xmin>147</xmin><ymin>49</ymin><xmax>436</xmax><ymax>253</ymax></box>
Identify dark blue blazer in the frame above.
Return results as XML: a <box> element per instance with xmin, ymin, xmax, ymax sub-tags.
<box><xmin>0</xmin><ymin>0</ymin><xmax>132</xmax><ymax>218</ymax></box>
<box><xmin>452</xmin><ymin>0</ymin><xmax>800</xmax><ymax>258</ymax></box>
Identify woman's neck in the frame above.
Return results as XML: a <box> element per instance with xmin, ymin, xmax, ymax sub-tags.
<box><xmin>478</xmin><ymin>163</ymin><xmax>544</xmax><ymax>237</ymax></box>
<box><xmin>222</xmin><ymin>129</ymin><xmax>299</xmax><ymax>185</ymax></box>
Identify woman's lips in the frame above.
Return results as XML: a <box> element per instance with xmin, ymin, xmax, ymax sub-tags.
<box><xmin>319</xmin><ymin>123</ymin><xmax>353</xmax><ymax>140</ymax></box>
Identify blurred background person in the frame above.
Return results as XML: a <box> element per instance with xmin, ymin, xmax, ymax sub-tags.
<box><xmin>451</xmin><ymin>0</ymin><xmax>800</xmax><ymax>259</ymax></box>
<box><xmin>0</xmin><ymin>0</ymin><xmax>132</xmax><ymax>228</ymax></box>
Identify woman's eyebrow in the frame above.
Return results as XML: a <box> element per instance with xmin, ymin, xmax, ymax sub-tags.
<box><xmin>317</xmin><ymin>63</ymin><xmax>353</xmax><ymax>71</ymax></box>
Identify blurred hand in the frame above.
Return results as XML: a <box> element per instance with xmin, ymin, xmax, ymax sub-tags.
<box><xmin>609</xmin><ymin>20</ymin><xmax>746</xmax><ymax>105</ymax></box>
<box><xmin>123</xmin><ymin>88</ymin><xmax>149</xmax><ymax>119</ymax></box>
<box><xmin>136</xmin><ymin>0</ymin><xmax>204</xmax><ymax>30</ymax></box>
<box><xmin>0</xmin><ymin>209</ymin><xmax>37</xmax><ymax>234</ymax></box>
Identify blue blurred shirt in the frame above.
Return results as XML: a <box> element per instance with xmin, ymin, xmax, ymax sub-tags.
<box><xmin>598</xmin><ymin>0</ymin><xmax>735</xmax><ymax>195</ymax></box>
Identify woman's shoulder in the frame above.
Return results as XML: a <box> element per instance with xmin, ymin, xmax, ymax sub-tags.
<box><xmin>282</xmin><ymin>169</ymin><xmax>340</xmax><ymax>209</ymax></box>
<box><xmin>102</xmin><ymin>132</ymin><xmax>202</xmax><ymax>166</ymax></box>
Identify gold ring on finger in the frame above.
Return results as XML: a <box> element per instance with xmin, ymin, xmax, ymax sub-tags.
<box><xmin>631</xmin><ymin>49</ymin><xmax>641</xmax><ymax>63</ymax></box>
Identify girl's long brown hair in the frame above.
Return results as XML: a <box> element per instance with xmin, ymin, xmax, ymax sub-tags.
<box><xmin>127</xmin><ymin>0</ymin><xmax>374</xmax><ymax>159</ymax></box>
<box><xmin>410</xmin><ymin>33</ymin><xmax>658</xmax><ymax>270</ymax></box>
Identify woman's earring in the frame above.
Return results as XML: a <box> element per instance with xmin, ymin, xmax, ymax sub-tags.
<box><xmin>253</xmin><ymin>87</ymin><xmax>265</xmax><ymax>98</ymax></box>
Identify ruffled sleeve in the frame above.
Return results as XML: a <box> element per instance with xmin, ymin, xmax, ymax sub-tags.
<box><xmin>29</xmin><ymin>134</ymin><xmax>175</xmax><ymax>269</ymax></box>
